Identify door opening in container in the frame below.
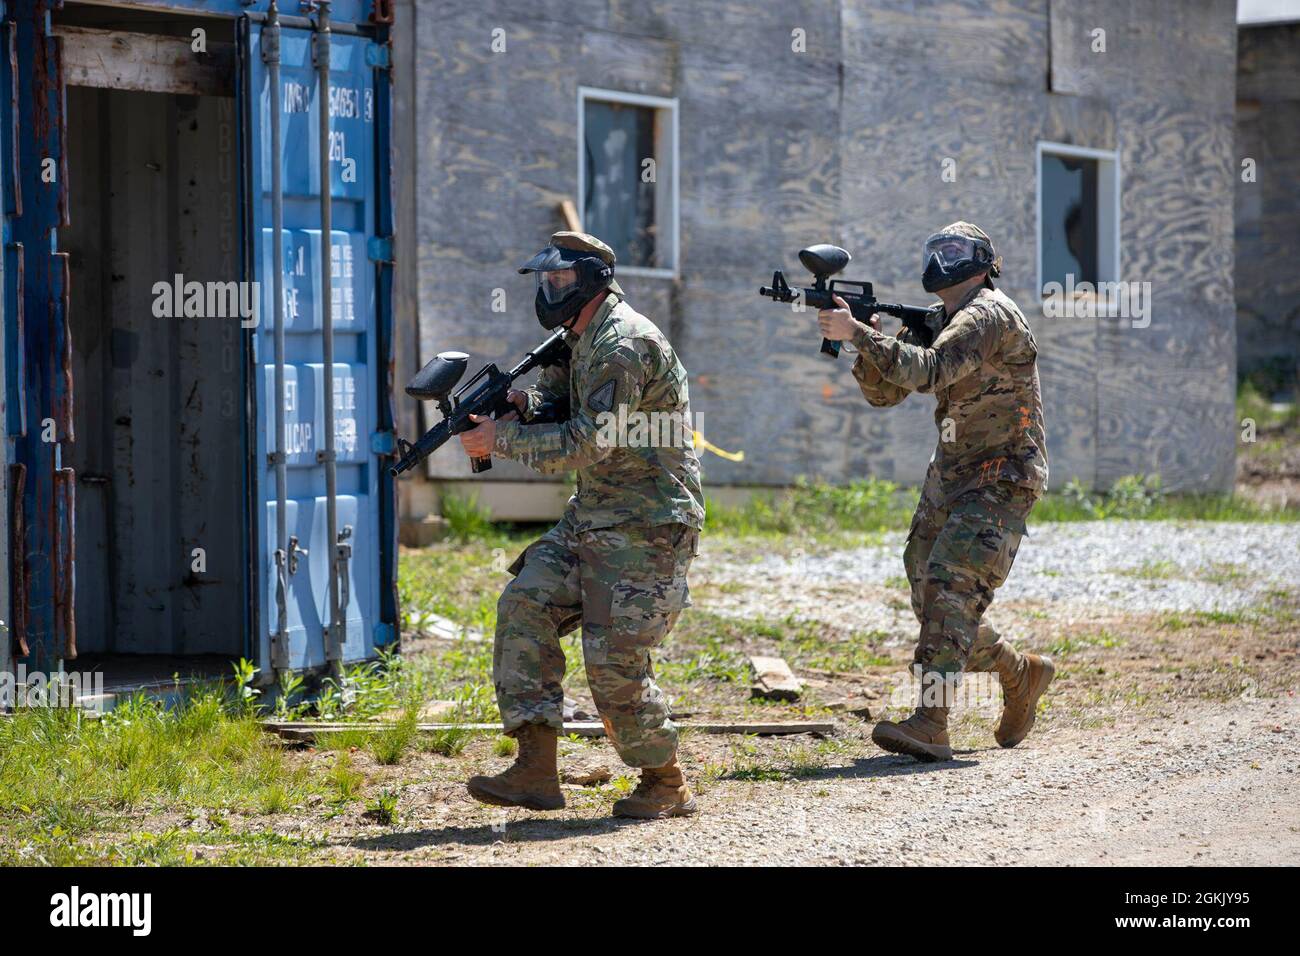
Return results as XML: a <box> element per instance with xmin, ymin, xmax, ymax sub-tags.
<box><xmin>62</xmin><ymin>83</ymin><xmax>248</xmax><ymax>693</ymax></box>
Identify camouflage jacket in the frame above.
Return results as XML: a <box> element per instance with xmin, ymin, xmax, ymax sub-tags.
<box><xmin>851</xmin><ymin>284</ymin><xmax>1048</xmax><ymax>502</ymax></box>
<box><xmin>493</xmin><ymin>293</ymin><xmax>705</xmax><ymax>533</ymax></box>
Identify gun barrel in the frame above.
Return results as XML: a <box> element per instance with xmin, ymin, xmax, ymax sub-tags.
<box><xmin>389</xmin><ymin>420</ymin><xmax>453</xmax><ymax>476</ymax></box>
<box><xmin>758</xmin><ymin>285</ymin><xmax>798</xmax><ymax>303</ymax></box>
<box><xmin>510</xmin><ymin>326</ymin><xmax>570</xmax><ymax>378</ymax></box>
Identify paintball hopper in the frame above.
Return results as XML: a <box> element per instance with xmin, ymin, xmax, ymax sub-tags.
<box><xmin>406</xmin><ymin>351</ymin><xmax>469</xmax><ymax>402</ymax></box>
<box><xmin>798</xmin><ymin>244</ymin><xmax>850</xmax><ymax>278</ymax></box>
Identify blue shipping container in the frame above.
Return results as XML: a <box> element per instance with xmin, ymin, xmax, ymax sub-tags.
<box><xmin>0</xmin><ymin>0</ymin><xmax>398</xmax><ymax>695</ymax></box>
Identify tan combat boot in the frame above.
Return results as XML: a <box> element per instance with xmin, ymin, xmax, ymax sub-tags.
<box><xmin>466</xmin><ymin>723</ymin><xmax>565</xmax><ymax>811</ymax></box>
<box><xmin>872</xmin><ymin>705</ymin><xmax>953</xmax><ymax>762</ymax></box>
<box><xmin>612</xmin><ymin>755</ymin><xmax>697</xmax><ymax>819</ymax></box>
<box><xmin>994</xmin><ymin>650</ymin><xmax>1055</xmax><ymax>748</ymax></box>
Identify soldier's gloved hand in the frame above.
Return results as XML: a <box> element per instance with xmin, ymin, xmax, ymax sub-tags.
<box><xmin>499</xmin><ymin>389</ymin><xmax>528</xmax><ymax>423</ymax></box>
<box><xmin>460</xmin><ymin>414</ymin><xmax>497</xmax><ymax>459</ymax></box>
<box><xmin>818</xmin><ymin>293</ymin><xmax>875</xmax><ymax>341</ymax></box>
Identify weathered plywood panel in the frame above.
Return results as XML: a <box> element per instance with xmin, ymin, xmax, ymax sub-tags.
<box><xmin>1050</xmin><ymin>0</ymin><xmax>1237</xmax><ymax>105</ymax></box>
<box><xmin>577</xmin><ymin>29</ymin><xmax>677</xmax><ymax>98</ymax></box>
<box><xmin>402</xmin><ymin>0</ymin><xmax>1239</xmax><ymax>498</ymax></box>
<box><xmin>845</xmin><ymin>0</ymin><xmax>1047</xmax><ymax>87</ymax></box>
<box><xmin>1235</xmin><ymin>24</ymin><xmax>1300</xmax><ymax>383</ymax></box>
<box><xmin>1097</xmin><ymin>79</ymin><xmax>1237</xmax><ymax>491</ymax></box>
<box><xmin>1236</xmin><ymin>24</ymin><xmax>1300</xmax><ymax>101</ymax></box>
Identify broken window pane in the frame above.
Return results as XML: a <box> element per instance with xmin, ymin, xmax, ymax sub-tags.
<box><xmin>1040</xmin><ymin>153</ymin><xmax>1099</xmax><ymax>288</ymax></box>
<box><xmin>583</xmin><ymin>100</ymin><xmax>658</xmax><ymax>269</ymax></box>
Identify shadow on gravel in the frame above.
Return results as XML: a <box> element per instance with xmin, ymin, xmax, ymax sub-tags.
<box><xmin>784</xmin><ymin>753</ymin><xmax>980</xmax><ymax>782</ymax></box>
<box><xmin>345</xmin><ymin>816</ymin><xmax>649</xmax><ymax>853</ymax></box>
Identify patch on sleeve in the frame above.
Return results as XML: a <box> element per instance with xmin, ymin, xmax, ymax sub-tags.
<box><xmin>587</xmin><ymin>379</ymin><xmax>616</xmax><ymax>414</ymax></box>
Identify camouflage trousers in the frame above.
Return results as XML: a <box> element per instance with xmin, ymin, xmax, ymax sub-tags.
<box><xmin>493</xmin><ymin>513</ymin><xmax>697</xmax><ymax>768</ymax></box>
<box><xmin>903</xmin><ymin>475</ymin><xmax>1038</xmax><ymax>682</ymax></box>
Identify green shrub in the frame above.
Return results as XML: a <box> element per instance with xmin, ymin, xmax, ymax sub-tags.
<box><xmin>441</xmin><ymin>492</ymin><xmax>494</xmax><ymax>542</ymax></box>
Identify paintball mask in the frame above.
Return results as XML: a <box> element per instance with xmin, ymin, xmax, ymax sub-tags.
<box><xmin>921</xmin><ymin>229</ymin><xmax>1000</xmax><ymax>293</ymax></box>
<box><xmin>517</xmin><ymin>243</ymin><xmax>614</xmax><ymax>330</ymax></box>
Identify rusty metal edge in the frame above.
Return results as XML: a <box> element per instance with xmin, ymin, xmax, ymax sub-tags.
<box><xmin>4</xmin><ymin>22</ymin><xmax>20</xmax><ymax>218</ymax></box>
<box><xmin>53</xmin><ymin>465</ymin><xmax>74</xmax><ymax>659</ymax></box>
<box><xmin>6</xmin><ymin>241</ymin><xmax>25</xmax><ymax>437</ymax></box>
<box><xmin>53</xmin><ymin>250</ymin><xmax>71</xmax><ymax>441</ymax></box>
<box><xmin>8</xmin><ymin>463</ymin><xmax>27</xmax><ymax>658</ymax></box>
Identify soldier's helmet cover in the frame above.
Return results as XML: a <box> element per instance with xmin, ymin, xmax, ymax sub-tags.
<box><xmin>921</xmin><ymin>221</ymin><xmax>1002</xmax><ymax>293</ymax></box>
<box><xmin>517</xmin><ymin>231</ymin><xmax>617</xmax><ymax>330</ymax></box>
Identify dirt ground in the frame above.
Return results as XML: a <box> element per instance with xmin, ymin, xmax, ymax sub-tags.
<box><xmin>250</xmin><ymin>537</ymin><xmax>1300</xmax><ymax>866</ymax></box>
<box><xmin>312</xmin><ymin>695</ymin><xmax>1299</xmax><ymax>866</ymax></box>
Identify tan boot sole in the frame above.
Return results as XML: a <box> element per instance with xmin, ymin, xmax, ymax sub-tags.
<box><xmin>872</xmin><ymin>722</ymin><xmax>953</xmax><ymax>762</ymax></box>
<box><xmin>466</xmin><ymin>776</ymin><xmax>565</xmax><ymax>811</ymax></box>
<box><xmin>996</xmin><ymin>656</ymin><xmax>1056</xmax><ymax>749</ymax></box>
<box><xmin>612</xmin><ymin>796</ymin><xmax>698</xmax><ymax>820</ymax></box>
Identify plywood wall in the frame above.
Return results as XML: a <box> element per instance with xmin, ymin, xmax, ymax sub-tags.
<box><xmin>400</xmin><ymin>0</ymin><xmax>1239</xmax><ymax>496</ymax></box>
<box><xmin>1235</xmin><ymin>23</ymin><xmax>1300</xmax><ymax>388</ymax></box>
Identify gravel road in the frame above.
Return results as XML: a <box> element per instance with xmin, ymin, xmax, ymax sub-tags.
<box><xmin>705</xmin><ymin>521</ymin><xmax>1300</xmax><ymax>618</ymax></box>
<box><xmin>329</xmin><ymin>520</ymin><xmax>1300</xmax><ymax>866</ymax></box>
<box><xmin>467</xmin><ymin>696</ymin><xmax>1299</xmax><ymax>867</ymax></box>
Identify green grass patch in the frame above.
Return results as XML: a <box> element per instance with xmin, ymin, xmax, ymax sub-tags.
<box><xmin>1119</xmin><ymin>560</ymin><xmax>1180</xmax><ymax>580</ymax></box>
<box><xmin>0</xmin><ymin>690</ymin><xmax>328</xmax><ymax>865</ymax></box>
<box><xmin>1046</xmin><ymin>630</ymin><xmax>1125</xmax><ymax>657</ymax></box>
<box><xmin>0</xmin><ymin>693</ymin><xmax>315</xmax><ymax>821</ymax></box>
<box><xmin>1034</xmin><ymin>474</ymin><xmax>1298</xmax><ymax>523</ymax></box>
<box><xmin>1238</xmin><ymin>380</ymin><xmax>1299</xmax><ymax>432</ymax></box>
<box><xmin>364</xmin><ymin>789</ymin><xmax>400</xmax><ymax>826</ymax></box>
<box><xmin>705</xmin><ymin>477</ymin><xmax>917</xmax><ymax>538</ymax></box>
<box><xmin>368</xmin><ymin>706</ymin><xmax>421</xmax><ymax>766</ymax></box>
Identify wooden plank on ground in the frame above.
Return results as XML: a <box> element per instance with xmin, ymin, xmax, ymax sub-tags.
<box><xmin>749</xmin><ymin>655</ymin><xmax>803</xmax><ymax>701</ymax></box>
<box><xmin>263</xmin><ymin>719</ymin><xmax>835</xmax><ymax>743</ymax></box>
<box><xmin>421</xmin><ymin>613</ymin><xmax>486</xmax><ymax>643</ymax></box>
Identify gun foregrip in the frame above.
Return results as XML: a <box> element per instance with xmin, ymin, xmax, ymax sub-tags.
<box><xmin>820</xmin><ymin>338</ymin><xmax>842</xmax><ymax>359</ymax></box>
<box><xmin>470</xmin><ymin>456</ymin><xmax>492</xmax><ymax>473</ymax></box>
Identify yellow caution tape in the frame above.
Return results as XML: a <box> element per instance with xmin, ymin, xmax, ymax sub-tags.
<box><xmin>693</xmin><ymin>431</ymin><xmax>745</xmax><ymax>462</ymax></box>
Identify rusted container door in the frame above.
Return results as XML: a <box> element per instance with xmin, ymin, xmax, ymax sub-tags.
<box><xmin>2</xmin><ymin>1</ymin><xmax>75</xmax><ymax>674</ymax></box>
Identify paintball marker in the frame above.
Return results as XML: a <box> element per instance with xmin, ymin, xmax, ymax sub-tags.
<box><xmin>759</xmin><ymin>244</ymin><xmax>937</xmax><ymax>356</ymax></box>
<box><xmin>390</xmin><ymin>330</ymin><xmax>571</xmax><ymax>476</ymax></box>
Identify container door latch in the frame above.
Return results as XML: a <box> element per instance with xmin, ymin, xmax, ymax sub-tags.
<box><xmin>327</xmin><ymin>525</ymin><xmax>353</xmax><ymax>661</ymax></box>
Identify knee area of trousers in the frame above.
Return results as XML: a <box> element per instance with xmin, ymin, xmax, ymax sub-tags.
<box><xmin>926</xmin><ymin>561</ymin><xmax>993</xmax><ymax>602</ymax></box>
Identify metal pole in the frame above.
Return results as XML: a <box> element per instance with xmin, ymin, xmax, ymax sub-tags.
<box><xmin>265</xmin><ymin>0</ymin><xmax>290</xmax><ymax>675</ymax></box>
<box><xmin>312</xmin><ymin>0</ymin><xmax>343</xmax><ymax>676</ymax></box>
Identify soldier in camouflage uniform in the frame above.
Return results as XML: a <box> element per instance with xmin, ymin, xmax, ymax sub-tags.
<box><xmin>818</xmin><ymin>222</ymin><xmax>1055</xmax><ymax>762</ymax></box>
<box><xmin>458</xmin><ymin>232</ymin><xmax>705</xmax><ymax>816</ymax></box>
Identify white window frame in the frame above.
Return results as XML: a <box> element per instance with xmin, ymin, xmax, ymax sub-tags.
<box><xmin>1035</xmin><ymin>141</ymin><xmax>1121</xmax><ymax>299</ymax></box>
<box><xmin>577</xmin><ymin>86</ymin><xmax>680</xmax><ymax>279</ymax></box>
